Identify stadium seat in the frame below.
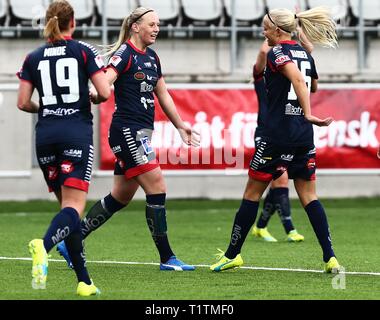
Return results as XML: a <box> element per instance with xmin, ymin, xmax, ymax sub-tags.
<box><xmin>0</xmin><ymin>0</ymin><xmax>8</xmax><ymax>26</ymax></box>
<box><xmin>71</xmin><ymin>0</ymin><xmax>96</xmax><ymax>26</ymax></box>
<box><xmin>139</xmin><ymin>0</ymin><xmax>181</xmax><ymax>27</ymax></box>
<box><xmin>266</xmin><ymin>0</ymin><xmax>307</xmax><ymax>12</ymax></box>
<box><xmin>181</xmin><ymin>0</ymin><xmax>224</xmax><ymax>27</ymax></box>
<box><xmin>9</xmin><ymin>0</ymin><xmax>49</xmax><ymax>27</ymax></box>
<box><xmin>95</xmin><ymin>0</ymin><xmax>138</xmax><ymax>26</ymax></box>
<box><xmin>349</xmin><ymin>0</ymin><xmax>380</xmax><ymax>26</ymax></box>
<box><xmin>307</xmin><ymin>0</ymin><xmax>348</xmax><ymax>25</ymax></box>
<box><xmin>223</xmin><ymin>0</ymin><xmax>266</xmax><ymax>27</ymax></box>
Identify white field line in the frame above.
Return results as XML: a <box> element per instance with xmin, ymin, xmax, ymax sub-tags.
<box><xmin>1</xmin><ymin>256</ymin><xmax>380</xmax><ymax>276</ymax></box>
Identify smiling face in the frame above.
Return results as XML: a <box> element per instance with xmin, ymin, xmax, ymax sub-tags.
<box><xmin>262</xmin><ymin>15</ymin><xmax>278</xmax><ymax>47</ymax></box>
<box><xmin>134</xmin><ymin>11</ymin><xmax>160</xmax><ymax>46</ymax></box>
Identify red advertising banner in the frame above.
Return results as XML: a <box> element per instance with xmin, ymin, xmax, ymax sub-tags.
<box><xmin>99</xmin><ymin>86</ymin><xmax>380</xmax><ymax>171</ymax></box>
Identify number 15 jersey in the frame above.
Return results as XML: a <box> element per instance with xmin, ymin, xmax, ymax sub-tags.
<box><xmin>17</xmin><ymin>37</ymin><xmax>105</xmax><ymax>145</ymax></box>
<box><xmin>263</xmin><ymin>40</ymin><xmax>318</xmax><ymax>147</ymax></box>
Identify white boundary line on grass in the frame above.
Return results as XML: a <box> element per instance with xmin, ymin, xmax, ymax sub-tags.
<box><xmin>1</xmin><ymin>256</ymin><xmax>380</xmax><ymax>276</ymax></box>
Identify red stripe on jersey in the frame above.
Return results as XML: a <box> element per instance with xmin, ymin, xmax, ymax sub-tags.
<box><xmin>127</xmin><ymin>39</ymin><xmax>146</xmax><ymax>54</ymax></box>
<box><xmin>248</xmin><ymin>168</ymin><xmax>273</xmax><ymax>182</ymax></box>
<box><xmin>82</xmin><ymin>50</ymin><xmax>87</xmax><ymax>64</ymax></box>
<box><xmin>279</xmin><ymin>40</ymin><xmax>297</xmax><ymax>45</ymax></box>
<box><xmin>64</xmin><ymin>177</ymin><xmax>90</xmax><ymax>192</ymax></box>
<box><xmin>122</xmin><ymin>55</ymin><xmax>132</xmax><ymax>74</ymax></box>
<box><xmin>125</xmin><ymin>160</ymin><xmax>160</xmax><ymax>179</ymax></box>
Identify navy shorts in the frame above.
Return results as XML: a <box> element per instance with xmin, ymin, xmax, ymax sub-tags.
<box><xmin>36</xmin><ymin>142</ymin><xmax>94</xmax><ymax>192</ymax></box>
<box><xmin>108</xmin><ymin>123</ymin><xmax>159</xmax><ymax>179</ymax></box>
<box><xmin>249</xmin><ymin>138</ymin><xmax>316</xmax><ymax>182</ymax></box>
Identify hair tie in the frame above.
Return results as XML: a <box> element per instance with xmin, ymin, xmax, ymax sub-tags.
<box><xmin>53</xmin><ymin>16</ymin><xmax>58</xmax><ymax>20</ymax></box>
<box><xmin>294</xmin><ymin>14</ymin><xmax>298</xmax><ymax>19</ymax></box>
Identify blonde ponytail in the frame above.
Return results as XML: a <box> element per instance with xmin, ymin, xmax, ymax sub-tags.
<box><xmin>268</xmin><ymin>6</ymin><xmax>338</xmax><ymax>48</ymax></box>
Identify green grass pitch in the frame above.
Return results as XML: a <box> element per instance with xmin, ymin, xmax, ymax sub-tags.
<box><xmin>0</xmin><ymin>198</ymin><xmax>379</xmax><ymax>300</ymax></box>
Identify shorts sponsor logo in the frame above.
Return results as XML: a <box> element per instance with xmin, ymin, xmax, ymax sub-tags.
<box><xmin>63</xmin><ymin>149</ymin><xmax>83</xmax><ymax>158</ymax></box>
<box><xmin>61</xmin><ymin>160</ymin><xmax>74</xmax><ymax>174</ymax></box>
<box><xmin>307</xmin><ymin>158</ymin><xmax>316</xmax><ymax>169</ymax></box>
<box><xmin>134</xmin><ymin>71</ymin><xmax>146</xmax><ymax>80</ymax></box>
<box><xmin>281</xmin><ymin>154</ymin><xmax>294</xmax><ymax>161</ymax></box>
<box><xmin>112</xmin><ymin>145</ymin><xmax>121</xmax><ymax>154</ymax></box>
<box><xmin>141</xmin><ymin>136</ymin><xmax>154</xmax><ymax>154</ymax></box>
<box><xmin>39</xmin><ymin>155</ymin><xmax>56</xmax><ymax>165</ymax></box>
<box><xmin>47</xmin><ymin>166</ymin><xmax>58</xmax><ymax>180</ymax></box>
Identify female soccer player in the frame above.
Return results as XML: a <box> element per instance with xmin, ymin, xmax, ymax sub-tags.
<box><xmin>58</xmin><ymin>7</ymin><xmax>200</xmax><ymax>271</ymax></box>
<box><xmin>17</xmin><ymin>0</ymin><xmax>110</xmax><ymax>295</ymax></box>
<box><xmin>252</xmin><ymin>30</ymin><xmax>314</xmax><ymax>243</ymax></box>
<box><xmin>210</xmin><ymin>7</ymin><xmax>341</xmax><ymax>273</ymax></box>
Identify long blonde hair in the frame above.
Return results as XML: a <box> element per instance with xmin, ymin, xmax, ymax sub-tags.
<box><xmin>103</xmin><ymin>7</ymin><xmax>154</xmax><ymax>58</ymax></box>
<box><xmin>43</xmin><ymin>0</ymin><xmax>74</xmax><ymax>42</ymax></box>
<box><xmin>268</xmin><ymin>6</ymin><xmax>338</xmax><ymax>48</ymax></box>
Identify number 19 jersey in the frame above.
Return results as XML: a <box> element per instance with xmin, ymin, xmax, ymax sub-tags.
<box><xmin>263</xmin><ymin>40</ymin><xmax>318</xmax><ymax>147</ymax></box>
<box><xmin>17</xmin><ymin>37</ymin><xmax>105</xmax><ymax>145</ymax></box>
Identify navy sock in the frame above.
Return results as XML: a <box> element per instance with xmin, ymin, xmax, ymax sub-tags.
<box><xmin>225</xmin><ymin>199</ymin><xmax>259</xmax><ymax>259</ymax></box>
<box><xmin>256</xmin><ymin>189</ymin><xmax>275</xmax><ymax>228</ymax></box>
<box><xmin>272</xmin><ymin>187</ymin><xmax>294</xmax><ymax>234</ymax></box>
<box><xmin>81</xmin><ymin>193</ymin><xmax>125</xmax><ymax>239</ymax></box>
<box><xmin>305</xmin><ymin>200</ymin><xmax>335</xmax><ymax>262</ymax></box>
<box><xmin>43</xmin><ymin>207</ymin><xmax>80</xmax><ymax>253</ymax></box>
<box><xmin>64</xmin><ymin>227</ymin><xmax>91</xmax><ymax>285</ymax></box>
<box><xmin>145</xmin><ymin>193</ymin><xmax>175</xmax><ymax>263</ymax></box>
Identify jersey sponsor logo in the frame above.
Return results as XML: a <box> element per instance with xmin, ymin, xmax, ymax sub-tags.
<box><xmin>144</xmin><ymin>62</ymin><xmax>152</xmax><ymax>68</ymax></box>
<box><xmin>140</xmin><ymin>81</ymin><xmax>154</xmax><ymax>93</ymax></box>
<box><xmin>61</xmin><ymin>160</ymin><xmax>74</xmax><ymax>174</ymax></box>
<box><xmin>63</xmin><ymin>149</ymin><xmax>83</xmax><ymax>158</ymax></box>
<box><xmin>290</xmin><ymin>50</ymin><xmax>308</xmax><ymax>59</ymax></box>
<box><xmin>47</xmin><ymin>166</ymin><xmax>58</xmax><ymax>180</ymax></box>
<box><xmin>140</xmin><ymin>97</ymin><xmax>155</xmax><ymax>110</ymax></box>
<box><xmin>281</xmin><ymin>154</ymin><xmax>294</xmax><ymax>161</ymax></box>
<box><xmin>275</xmin><ymin>55</ymin><xmax>291</xmax><ymax>65</ymax></box>
<box><xmin>44</xmin><ymin>46</ymin><xmax>66</xmax><ymax>57</ymax></box>
<box><xmin>43</xmin><ymin>108</ymin><xmax>80</xmax><ymax>117</ymax></box>
<box><xmin>285</xmin><ymin>103</ymin><xmax>303</xmax><ymax>116</ymax></box>
<box><xmin>39</xmin><ymin>155</ymin><xmax>56</xmax><ymax>165</ymax></box>
<box><xmin>110</xmin><ymin>55</ymin><xmax>122</xmax><ymax>67</ymax></box>
<box><xmin>134</xmin><ymin>71</ymin><xmax>146</xmax><ymax>80</ymax></box>
<box><xmin>95</xmin><ymin>55</ymin><xmax>105</xmax><ymax>68</ymax></box>
<box><xmin>147</xmin><ymin>75</ymin><xmax>157</xmax><ymax>81</ymax></box>
<box><xmin>133</xmin><ymin>55</ymin><xmax>138</xmax><ymax>64</ymax></box>
<box><xmin>140</xmin><ymin>136</ymin><xmax>154</xmax><ymax>154</ymax></box>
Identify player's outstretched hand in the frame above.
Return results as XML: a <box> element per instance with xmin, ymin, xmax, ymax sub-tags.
<box><xmin>178</xmin><ymin>126</ymin><xmax>200</xmax><ymax>147</ymax></box>
<box><xmin>305</xmin><ymin>115</ymin><xmax>334</xmax><ymax>127</ymax></box>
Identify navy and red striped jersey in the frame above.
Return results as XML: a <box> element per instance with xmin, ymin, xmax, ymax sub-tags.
<box><xmin>107</xmin><ymin>40</ymin><xmax>162</xmax><ymax>129</ymax></box>
<box><xmin>263</xmin><ymin>40</ymin><xmax>318</xmax><ymax>147</ymax></box>
<box><xmin>17</xmin><ymin>37</ymin><xmax>105</xmax><ymax>145</ymax></box>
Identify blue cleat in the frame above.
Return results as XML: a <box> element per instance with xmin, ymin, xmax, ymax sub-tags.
<box><xmin>56</xmin><ymin>241</ymin><xmax>73</xmax><ymax>269</ymax></box>
<box><xmin>160</xmin><ymin>256</ymin><xmax>195</xmax><ymax>271</ymax></box>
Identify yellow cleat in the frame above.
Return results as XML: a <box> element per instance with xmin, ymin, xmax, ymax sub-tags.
<box><xmin>28</xmin><ymin>239</ymin><xmax>48</xmax><ymax>289</ymax></box>
<box><xmin>324</xmin><ymin>257</ymin><xmax>342</xmax><ymax>273</ymax></box>
<box><xmin>210</xmin><ymin>249</ymin><xmax>244</xmax><ymax>272</ymax></box>
<box><xmin>252</xmin><ymin>226</ymin><xmax>278</xmax><ymax>242</ymax></box>
<box><xmin>77</xmin><ymin>280</ymin><xmax>101</xmax><ymax>297</ymax></box>
<box><xmin>286</xmin><ymin>230</ymin><xmax>305</xmax><ymax>242</ymax></box>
